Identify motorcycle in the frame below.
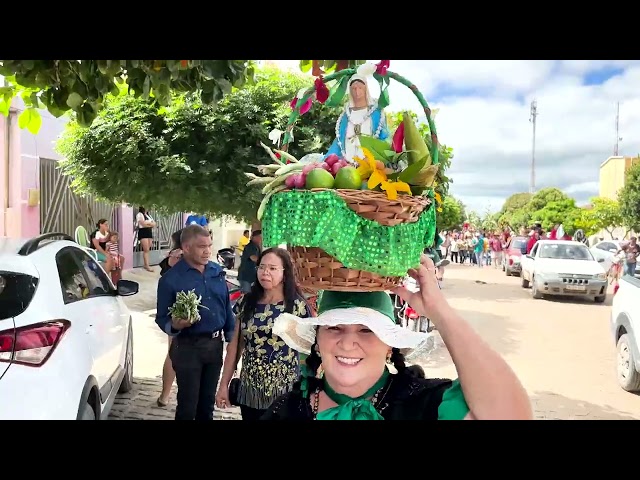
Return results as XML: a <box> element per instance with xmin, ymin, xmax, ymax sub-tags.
<box><xmin>216</xmin><ymin>247</ymin><xmax>236</xmax><ymax>270</ymax></box>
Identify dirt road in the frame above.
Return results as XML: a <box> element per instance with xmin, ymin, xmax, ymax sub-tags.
<box><xmin>416</xmin><ymin>262</ymin><xmax>640</xmax><ymax>420</ymax></box>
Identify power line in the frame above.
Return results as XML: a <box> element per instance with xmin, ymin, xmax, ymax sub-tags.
<box><xmin>529</xmin><ymin>99</ymin><xmax>538</xmax><ymax>194</ymax></box>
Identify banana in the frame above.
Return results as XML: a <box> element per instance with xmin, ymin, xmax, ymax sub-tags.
<box><xmin>260</xmin><ymin>141</ymin><xmax>285</xmax><ymax>165</ymax></box>
<box><xmin>274</xmin><ymin>149</ymin><xmax>298</xmax><ymax>163</ymax></box>
<box><xmin>402</xmin><ymin>111</ymin><xmax>431</xmax><ymax>166</ymax></box>
<box><xmin>257</xmin><ymin>185</ymin><xmax>287</xmax><ymax>220</ymax></box>
<box><xmin>247</xmin><ymin>176</ymin><xmax>276</xmax><ymax>186</ymax></box>
<box><xmin>274</xmin><ymin>162</ymin><xmax>304</xmax><ymax>176</ymax></box>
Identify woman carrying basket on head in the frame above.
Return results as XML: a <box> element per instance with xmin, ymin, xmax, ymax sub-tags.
<box><xmin>264</xmin><ymin>255</ymin><xmax>532</xmax><ymax>420</ymax></box>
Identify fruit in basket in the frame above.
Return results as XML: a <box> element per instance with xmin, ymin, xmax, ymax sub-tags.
<box><xmin>325</xmin><ymin>154</ymin><xmax>340</xmax><ymax>166</ymax></box>
<box><xmin>305</xmin><ymin>168</ymin><xmax>335</xmax><ymax>189</ymax></box>
<box><xmin>403</xmin><ymin>111</ymin><xmax>431</xmax><ymax>166</ymax></box>
<box><xmin>334</xmin><ymin>166</ymin><xmax>362</xmax><ymax>190</ymax></box>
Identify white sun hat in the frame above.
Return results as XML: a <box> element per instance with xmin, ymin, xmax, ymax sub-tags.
<box><xmin>272</xmin><ymin>290</ymin><xmax>432</xmax><ymax>360</ymax></box>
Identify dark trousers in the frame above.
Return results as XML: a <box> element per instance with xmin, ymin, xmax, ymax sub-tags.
<box><xmin>169</xmin><ymin>334</ymin><xmax>223</xmax><ymax>420</ymax></box>
<box><xmin>240</xmin><ymin>404</ymin><xmax>267</xmax><ymax>421</ymax></box>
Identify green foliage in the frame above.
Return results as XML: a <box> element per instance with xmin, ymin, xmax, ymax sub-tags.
<box><xmin>531</xmin><ymin>198</ymin><xmax>577</xmax><ymax>231</ymax></box>
<box><xmin>619</xmin><ymin>161</ymin><xmax>640</xmax><ymax>232</ymax></box>
<box><xmin>437</xmin><ymin>196</ymin><xmax>466</xmax><ymax>231</ymax></box>
<box><xmin>563</xmin><ymin>207</ymin><xmax>598</xmax><ymax>237</ymax></box>
<box><xmin>56</xmin><ymin>67</ymin><xmax>337</xmax><ymax>222</ymax></box>
<box><xmin>0</xmin><ymin>60</ymin><xmax>255</xmax><ymax>132</ymax></box>
<box><xmin>385</xmin><ymin>111</ymin><xmax>454</xmax><ymax>199</ymax></box>
<box><xmin>585</xmin><ymin>196</ymin><xmax>625</xmax><ymax>237</ymax></box>
<box><xmin>299</xmin><ymin>60</ymin><xmax>366</xmax><ymax>73</ymax></box>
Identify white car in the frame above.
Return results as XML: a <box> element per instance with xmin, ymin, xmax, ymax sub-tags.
<box><xmin>520</xmin><ymin>240</ymin><xmax>608</xmax><ymax>302</ymax></box>
<box><xmin>611</xmin><ymin>275</ymin><xmax>640</xmax><ymax>392</ymax></box>
<box><xmin>590</xmin><ymin>239</ymin><xmax>640</xmax><ymax>277</ymax></box>
<box><xmin>0</xmin><ymin>233</ymin><xmax>139</xmax><ymax>420</ymax></box>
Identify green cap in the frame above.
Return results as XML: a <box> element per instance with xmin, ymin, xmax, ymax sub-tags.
<box><xmin>317</xmin><ymin>291</ymin><xmax>397</xmax><ymax>324</ymax></box>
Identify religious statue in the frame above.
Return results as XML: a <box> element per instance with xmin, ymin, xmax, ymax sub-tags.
<box><xmin>324</xmin><ymin>74</ymin><xmax>389</xmax><ymax>165</ymax></box>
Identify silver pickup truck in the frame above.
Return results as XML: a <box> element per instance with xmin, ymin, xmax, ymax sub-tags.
<box><xmin>611</xmin><ymin>275</ymin><xmax>640</xmax><ymax>392</ymax></box>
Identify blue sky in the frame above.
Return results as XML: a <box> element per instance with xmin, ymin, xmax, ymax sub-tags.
<box><xmin>273</xmin><ymin>60</ymin><xmax>640</xmax><ymax>214</ymax></box>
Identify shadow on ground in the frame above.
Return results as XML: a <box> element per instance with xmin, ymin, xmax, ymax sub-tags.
<box><xmin>530</xmin><ymin>390</ymin><xmax>639</xmax><ymax>420</ymax></box>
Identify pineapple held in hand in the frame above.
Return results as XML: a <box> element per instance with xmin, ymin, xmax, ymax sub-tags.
<box><xmin>168</xmin><ymin>290</ymin><xmax>209</xmax><ymax>325</ymax></box>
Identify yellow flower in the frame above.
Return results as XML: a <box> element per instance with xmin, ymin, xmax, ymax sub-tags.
<box><xmin>434</xmin><ymin>192</ymin><xmax>442</xmax><ymax>204</ymax></box>
<box><xmin>355</xmin><ymin>148</ymin><xmax>388</xmax><ymax>190</ymax></box>
<box><xmin>380</xmin><ymin>180</ymin><xmax>412</xmax><ymax>201</ymax></box>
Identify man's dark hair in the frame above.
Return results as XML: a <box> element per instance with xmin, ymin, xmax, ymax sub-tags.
<box><xmin>243</xmin><ymin>230</ymin><xmax>249</xmax><ymax>235</ymax></box>
<box><xmin>251</xmin><ymin>229</ymin><xmax>262</xmax><ymax>238</ymax></box>
<box><xmin>180</xmin><ymin>225</ymin><xmax>210</xmax><ymax>246</ymax></box>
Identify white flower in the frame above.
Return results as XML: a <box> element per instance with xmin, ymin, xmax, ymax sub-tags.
<box><xmin>268</xmin><ymin>128</ymin><xmax>283</xmax><ymax>145</ymax></box>
<box><xmin>356</xmin><ymin>63</ymin><xmax>377</xmax><ymax>77</ymax></box>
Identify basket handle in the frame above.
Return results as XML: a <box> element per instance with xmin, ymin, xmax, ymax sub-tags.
<box><xmin>280</xmin><ymin>68</ymin><xmax>439</xmax><ymax>166</ymax></box>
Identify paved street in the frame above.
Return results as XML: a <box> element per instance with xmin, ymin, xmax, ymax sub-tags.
<box><xmin>111</xmin><ymin>263</ymin><xmax>640</xmax><ymax>420</ymax></box>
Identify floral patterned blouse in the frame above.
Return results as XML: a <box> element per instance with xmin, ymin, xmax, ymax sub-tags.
<box><xmin>233</xmin><ymin>296</ymin><xmax>310</xmax><ymax>410</ymax></box>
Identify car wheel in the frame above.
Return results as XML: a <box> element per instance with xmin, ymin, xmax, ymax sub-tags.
<box><xmin>119</xmin><ymin>321</ymin><xmax>134</xmax><ymax>393</ymax></box>
<box><xmin>521</xmin><ymin>275</ymin><xmax>530</xmax><ymax>288</ymax></box>
<box><xmin>531</xmin><ymin>277</ymin><xmax>543</xmax><ymax>299</ymax></box>
<box><xmin>80</xmin><ymin>402</ymin><xmax>96</xmax><ymax>420</ymax></box>
<box><xmin>617</xmin><ymin>334</ymin><xmax>640</xmax><ymax>392</ymax></box>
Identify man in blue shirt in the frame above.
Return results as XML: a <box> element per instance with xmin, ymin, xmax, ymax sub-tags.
<box><xmin>155</xmin><ymin>225</ymin><xmax>235</xmax><ymax>420</ymax></box>
<box><xmin>185</xmin><ymin>213</ymin><xmax>208</xmax><ymax>227</ymax></box>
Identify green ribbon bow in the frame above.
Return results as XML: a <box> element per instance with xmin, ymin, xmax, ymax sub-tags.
<box><xmin>317</xmin><ymin>370</ymin><xmax>389</xmax><ymax>420</ymax></box>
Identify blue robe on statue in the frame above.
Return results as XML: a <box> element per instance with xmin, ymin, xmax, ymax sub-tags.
<box><xmin>324</xmin><ymin>108</ymin><xmax>389</xmax><ymax>160</ymax></box>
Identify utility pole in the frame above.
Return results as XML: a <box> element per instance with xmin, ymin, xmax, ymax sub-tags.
<box><xmin>614</xmin><ymin>101</ymin><xmax>622</xmax><ymax>156</ymax></box>
<box><xmin>529</xmin><ymin>99</ymin><xmax>538</xmax><ymax>194</ymax></box>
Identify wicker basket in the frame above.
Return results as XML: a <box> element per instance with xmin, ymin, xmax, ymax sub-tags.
<box><xmin>277</xmin><ymin>65</ymin><xmax>441</xmax><ymax>292</ymax></box>
<box><xmin>290</xmin><ymin>246</ymin><xmax>402</xmax><ymax>292</ymax></box>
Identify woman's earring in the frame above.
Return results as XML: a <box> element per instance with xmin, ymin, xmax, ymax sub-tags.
<box><xmin>314</xmin><ymin>344</ymin><xmax>321</xmax><ymax>358</ymax></box>
<box><xmin>385</xmin><ymin>351</ymin><xmax>398</xmax><ymax>374</ymax></box>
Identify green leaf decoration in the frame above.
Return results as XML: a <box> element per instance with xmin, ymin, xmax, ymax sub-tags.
<box><xmin>358</xmin><ymin>135</ymin><xmax>392</xmax><ymax>161</ymax></box>
<box><xmin>325</xmin><ymin>75</ymin><xmax>349</xmax><ymax>107</ymax></box>
<box><xmin>18</xmin><ymin>108</ymin><xmax>42</xmax><ymax>135</ymax></box>
<box><xmin>398</xmin><ymin>154</ymin><xmax>429</xmax><ymax>184</ymax></box>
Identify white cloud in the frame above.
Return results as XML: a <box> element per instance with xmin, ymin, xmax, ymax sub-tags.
<box><xmin>270</xmin><ymin>60</ymin><xmax>640</xmax><ymax>214</ymax></box>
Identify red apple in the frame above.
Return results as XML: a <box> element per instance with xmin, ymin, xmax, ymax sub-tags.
<box><xmin>325</xmin><ymin>154</ymin><xmax>340</xmax><ymax>166</ymax></box>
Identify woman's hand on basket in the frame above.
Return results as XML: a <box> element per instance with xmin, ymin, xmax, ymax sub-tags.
<box><xmin>393</xmin><ymin>254</ymin><xmax>446</xmax><ymax>319</ymax></box>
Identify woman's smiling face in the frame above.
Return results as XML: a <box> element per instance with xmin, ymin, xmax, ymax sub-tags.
<box><xmin>316</xmin><ymin>323</ymin><xmax>390</xmax><ymax>397</ymax></box>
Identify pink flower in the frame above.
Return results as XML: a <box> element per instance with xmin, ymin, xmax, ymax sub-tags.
<box><xmin>392</xmin><ymin>120</ymin><xmax>405</xmax><ymax>153</ymax></box>
<box><xmin>376</xmin><ymin>60</ymin><xmax>390</xmax><ymax>75</ymax></box>
<box><xmin>290</xmin><ymin>96</ymin><xmax>312</xmax><ymax>115</ymax></box>
<box><xmin>315</xmin><ymin>76</ymin><xmax>330</xmax><ymax>104</ymax></box>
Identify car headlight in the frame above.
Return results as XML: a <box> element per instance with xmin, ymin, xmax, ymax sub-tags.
<box><xmin>595</xmin><ymin>273</ymin><xmax>607</xmax><ymax>280</ymax></box>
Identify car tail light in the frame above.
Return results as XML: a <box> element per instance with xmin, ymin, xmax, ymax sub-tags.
<box><xmin>229</xmin><ymin>290</ymin><xmax>242</xmax><ymax>302</ymax></box>
<box><xmin>405</xmin><ymin>307</ymin><xmax>419</xmax><ymax>319</ymax></box>
<box><xmin>0</xmin><ymin>320</ymin><xmax>70</xmax><ymax>367</ymax></box>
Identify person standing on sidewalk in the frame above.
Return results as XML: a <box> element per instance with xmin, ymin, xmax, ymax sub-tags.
<box><xmin>155</xmin><ymin>225</ymin><xmax>236</xmax><ymax>420</ymax></box>
<box><xmin>237</xmin><ymin>230</ymin><xmax>262</xmax><ymax>293</ymax></box>
<box><xmin>620</xmin><ymin>237</ymin><xmax>639</xmax><ymax>277</ymax></box>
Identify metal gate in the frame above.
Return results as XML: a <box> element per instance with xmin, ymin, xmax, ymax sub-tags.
<box><xmin>132</xmin><ymin>209</ymin><xmax>183</xmax><ymax>267</ymax></box>
<box><xmin>40</xmin><ymin>158</ymin><xmax>117</xmax><ymax>238</ymax></box>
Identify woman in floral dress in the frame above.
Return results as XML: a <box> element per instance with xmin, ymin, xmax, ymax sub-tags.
<box><xmin>215</xmin><ymin>247</ymin><xmax>311</xmax><ymax>420</ymax></box>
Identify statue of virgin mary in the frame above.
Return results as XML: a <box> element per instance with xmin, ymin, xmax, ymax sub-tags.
<box><xmin>323</xmin><ymin>74</ymin><xmax>389</xmax><ymax>165</ymax></box>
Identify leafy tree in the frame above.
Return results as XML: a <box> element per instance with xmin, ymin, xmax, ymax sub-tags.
<box><xmin>619</xmin><ymin>161</ymin><xmax>640</xmax><ymax>233</ymax></box>
<box><xmin>527</xmin><ymin>187</ymin><xmax>569</xmax><ymax>214</ymax></box>
<box><xmin>0</xmin><ymin>60</ymin><xmax>255</xmax><ymax>132</ymax></box>
<box><xmin>56</xmin><ymin>67</ymin><xmax>337</xmax><ymax>222</ymax></box>
<box><xmin>564</xmin><ymin>207</ymin><xmax>598</xmax><ymax>237</ymax></box>
<box><xmin>466</xmin><ymin>211</ymin><xmax>482</xmax><ymax>229</ymax></box>
<box><xmin>299</xmin><ymin>60</ymin><xmax>366</xmax><ymax>76</ymax></box>
<box><xmin>530</xmin><ymin>198</ymin><xmax>577</xmax><ymax>231</ymax></box>
<box><xmin>497</xmin><ymin>192</ymin><xmax>533</xmax><ymax>228</ymax></box>
<box><xmin>584</xmin><ymin>196</ymin><xmax>625</xmax><ymax>238</ymax></box>
<box><xmin>437</xmin><ymin>196</ymin><xmax>466</xmax><ymax>231</ymax></box>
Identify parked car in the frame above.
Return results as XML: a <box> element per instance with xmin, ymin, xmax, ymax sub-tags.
<box><xmin>502</xmin><ymin>236</ymin><xmax>529</xmax><ymax>276</ymax></box>
<box><xmin>0</xmin><ymin>233</ymin><xmax>139</xmax><ymax>420</ymax></box>
<box><xmin>610</xmin><ymin>274</ymin><xmax>640</xmax><ymax>392</ymax></box>
<box><xmin>520</xmin><ymin>240</ymin><xmax>608</xmax><ymax>302</ymax></box>
<box><xmin>590</xmin><ymin>239</ymin><xmax>640</xmax><ymax>277</ymax></box>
